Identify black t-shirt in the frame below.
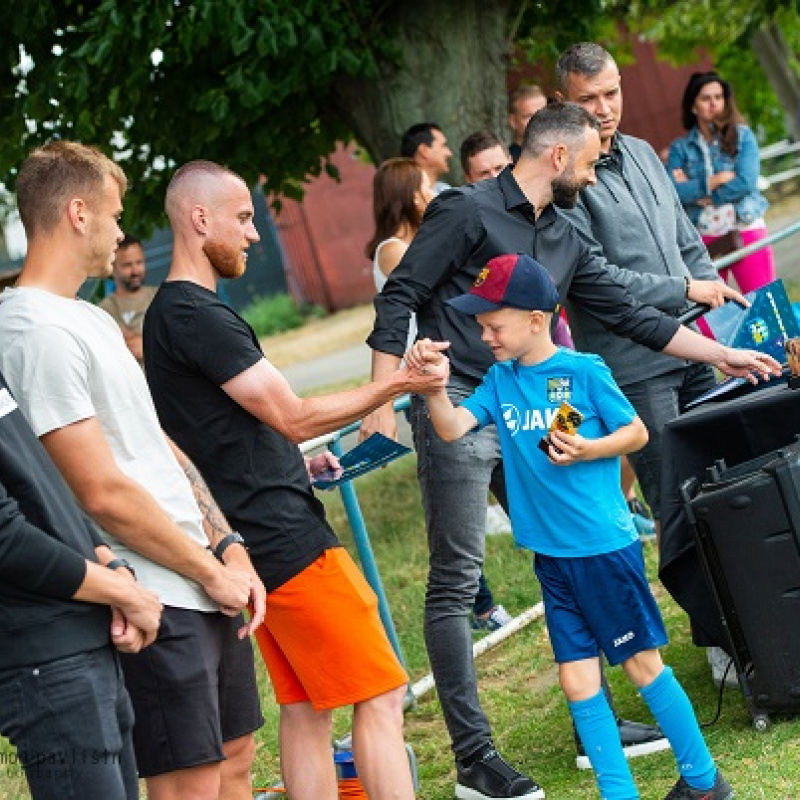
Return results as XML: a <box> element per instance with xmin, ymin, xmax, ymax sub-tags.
<box><xmin>143</xmin><ymin>281</ymin><xmax>338</xmax><ymax>591</ymax></box>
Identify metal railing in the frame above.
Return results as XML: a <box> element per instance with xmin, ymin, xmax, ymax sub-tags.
<box><xmin>759</xmin><ymin>139</ymin><xmax>800</xmax><ymax>189</ymax></box>
<box><xmin>714</xmin><ymin>217</ymin><xmax>800</xmax><ymax>270</ymax></box>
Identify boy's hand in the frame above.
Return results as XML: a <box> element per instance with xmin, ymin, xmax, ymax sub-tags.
<box><xmin>404</xmin><ymin>338</ymin><xmax>451</xmax><ymax>392</ymax></box>
<box><xmin>545</xmin><ymin>430</ymin><xmax>594</xmax><ymax>465</ymax></box>
<box><xmin>406</xmin><ymin>338</ymin><xmax>449</xmax><ymax>371</ymax></box>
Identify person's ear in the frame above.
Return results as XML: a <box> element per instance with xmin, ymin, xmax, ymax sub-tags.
<box><xmin>529</xmin><ymin>310</ymin><xmax>546</xmax><ymax>330</ymax></box>
<box><xmin>190</xmin><ymin>205</ymin><xmax>208</xmax><ymax>235</ymax></box>
<box><xmin>67</xmin><ymin>198</ymin><xmax>87</xmax><ymax>233</ymax></box>
<box><xmin>553</xmin><ymin>90</ymin><xmax>565</xmax><ymax>102</ymax></box>
<box><xmin>552</xmin><ymin>143</ymin><xmax>569</xmax><ymax>173</ymax></box>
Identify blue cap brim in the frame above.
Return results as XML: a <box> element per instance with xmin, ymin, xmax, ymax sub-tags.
<box><xmin>446</xmin><ymin>294</ymin><xmax>503</xmax><ymax>316</ymax></box>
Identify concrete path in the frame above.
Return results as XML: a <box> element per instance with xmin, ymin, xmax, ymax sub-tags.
<box><xmin>283</xmin><ymin>342</ymin><xmax>370</xmax><ymax>393</ymax></box>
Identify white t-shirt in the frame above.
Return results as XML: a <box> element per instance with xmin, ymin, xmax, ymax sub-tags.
<box><xmin>0</xmin><ymin>287</ymin><xmax>216</xmax><ymax>611</ymax></box>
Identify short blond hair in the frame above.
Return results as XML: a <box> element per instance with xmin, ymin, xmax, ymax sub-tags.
<box><xmin>16</xmin><ymin>141</ymin><xmax>127</xmax><ymax>238</ymax></box>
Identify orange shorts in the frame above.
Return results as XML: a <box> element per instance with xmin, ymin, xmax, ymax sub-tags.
<box><xmin>254</xmin><ymin>547</ymin><xmax>408</xmax><ymax>710</ymax></box>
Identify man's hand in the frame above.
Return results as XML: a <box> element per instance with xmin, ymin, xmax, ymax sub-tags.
<box><xmin>714</xmin><ymin>348</ymin><xmax>782</xmax><ymax>384</ymax></box>
<box><xmin>202</xmin><ymin>561</ymin><xmax>253</xmax><ymax>617</ymax></box>
<box><xmin>359</xmin><ymin>404</ymin><xmax>398</xmax><ymax>443</ymax></box>
<box><xmin>110</xmin><ymin>577</ymin><xmax>163</xmax><ymax>652</ymax></box>
<box><xmin>403</xmin><ymin>339</ymin><xmax>451</xmax><ymax>394</ymax></box>
<box><xmin>111</xmin><ymin>607</ymin><xmax>149</xmax><ymax>653</ymax></box>
<box><xmin>687</xmin><ymin>280</ymin><xmax>747</xmax><ymax>310</ymax></box>
<box><xmin>401</xmin><ymin>363</ymin><xmax>448</xmax><ymax>395</ymax></box>
<box><xmin>305</xmin><ymin>451</ymin><xmax>342</xmax><ymax>482</ymax></box>
<box><xmin>220</xmin><ymin>544</ymin><xmax>267</xmax><ymax>638</ymax></box>
<box><xmin>405</xmin><ymin>338</ymin><xmax>450</xmax><ymax>372</ymax></box>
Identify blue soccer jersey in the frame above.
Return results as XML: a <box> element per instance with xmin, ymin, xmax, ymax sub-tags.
<box><xmin>462</xmin><ymin>348</ymin><xmax>638</xmax><ymax>557</ymax></box>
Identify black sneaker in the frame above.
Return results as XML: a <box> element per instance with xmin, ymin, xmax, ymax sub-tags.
<box><xmin>455</xmin><ymin>747</ymin><xmax>545</xmax><ymax>799</ymax></box>
<box><xmin>664</xmin><ymin>770</ymin><xmax>734</xmax><ymax>799</ymax></box>
<box><xmin>575</xmin><ymin>718</ymin><xmax>671</xmax><ymax>769</ymax></box>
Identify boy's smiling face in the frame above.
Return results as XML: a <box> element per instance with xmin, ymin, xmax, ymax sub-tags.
<box><xmin>477</xmin><ymin>307</ymin><xmax>549</xmax><ymax>362</ymax></box>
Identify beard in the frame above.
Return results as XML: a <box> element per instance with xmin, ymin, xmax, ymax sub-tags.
<box><xmin>551</xmin><ymin>172</ymin><xmax>583</xmax><ymax>209</ymax></box>
<box><xmin>203</xmin><ymin>238</ymin><xmax>246</xmax><ymax>279</ymax></box>
<box><xmin>119</xmin><ymin>274</ymin><xmax>144</xmax><ymax>292</ymax></box>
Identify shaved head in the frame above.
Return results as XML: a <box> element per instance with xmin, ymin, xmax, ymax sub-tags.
<box><xmin>165</xmin><ymin>160</ymin><xmax>247</xmax><ymax>225</ymax></box>
<box><xmin>165</xmin><ymin>159</ymin><xmax>257</xmax><ymax>281</ymax></box>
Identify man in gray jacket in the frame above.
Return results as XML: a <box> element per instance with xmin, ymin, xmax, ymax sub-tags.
<box><xmin>555</xmin><ymin>43</ymin><xmax>747</xmax><ymax>540</ymax></box>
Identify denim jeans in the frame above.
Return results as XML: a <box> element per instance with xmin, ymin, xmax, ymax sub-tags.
<box><xmin>623</xmin><ymin>364</ymin><xmax>716</xmax><ymax>520</ymax></box>
<box><xmin>0</xmin><ymin>646</ymin><xmax>137</xmax><ymax>800</ymax></box>
<box><xmin>411</xmin><ymin>385</ymin><xmax>508</xmax><ymax>759</ymax></box>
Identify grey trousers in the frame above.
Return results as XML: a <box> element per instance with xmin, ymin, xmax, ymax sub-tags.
<box><xmin>411</xmin><ymin>387</ymin><xmax>508</xmax><ymax>760</ymax></box>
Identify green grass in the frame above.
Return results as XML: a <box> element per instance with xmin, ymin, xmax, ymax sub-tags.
<box><xmin>5</xmin><ymin>456</ymin><xmax>800</xmax><ymax>798</ymax></box>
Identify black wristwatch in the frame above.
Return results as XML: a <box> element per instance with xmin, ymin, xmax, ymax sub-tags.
<box><xmin>106</xmin><ymin>558</ymin><xmax>136</xmax><ymax>580</ymax></box>
<box><xmin>213</xmin><ymin>532</ymin><xmax>246</xmax><ymax>562</ymax></box>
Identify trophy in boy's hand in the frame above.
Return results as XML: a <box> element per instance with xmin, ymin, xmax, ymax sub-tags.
<box><xmin>538</xmin><ymin>402</ymin><xmax>583</xmax><ymax>456</ymax></box>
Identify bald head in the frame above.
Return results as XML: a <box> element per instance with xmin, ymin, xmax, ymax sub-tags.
<box><xmin>165</xmin><ymin>160</ymin><xmax>248</xmax><ymax>226</ymax></box>
<box><xmin>165</xmin><ymin>159</ymin><xmax>258</xmax><ymax>282</ymax></box>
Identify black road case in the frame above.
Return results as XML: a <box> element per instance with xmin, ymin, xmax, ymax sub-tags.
<box><xmin>681</xmin><ymin>439</ymin><xmax>800</xmax><ymax>730</ymax></box>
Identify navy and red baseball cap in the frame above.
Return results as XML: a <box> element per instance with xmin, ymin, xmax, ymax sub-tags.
<box><xmin>446</xmin><ymin>253</ymin><xmax>560</xmax><ymax>316</ymax></box>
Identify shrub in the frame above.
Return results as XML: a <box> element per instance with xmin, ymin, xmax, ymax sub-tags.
<box><xmin>241</xmin><ymin>293</ymin><xmax>324</xmax><ymax>337</ymax></box>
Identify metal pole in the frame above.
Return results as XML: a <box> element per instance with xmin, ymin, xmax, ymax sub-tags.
<box><xmin>714</xmin><ymin>218</ymin><xmax>800</xmax><ymax>270</ymax></box>
<box><xmin>329</xmin><ymin>436</ymin><xmax>407</xmax><ymax>669</ymax></box>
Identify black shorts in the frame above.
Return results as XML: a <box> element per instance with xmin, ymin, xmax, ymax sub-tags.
<box><xmin>119</xmin><ymin>607</ymin><xmax>263</xmax><ymax>777</ymax></box>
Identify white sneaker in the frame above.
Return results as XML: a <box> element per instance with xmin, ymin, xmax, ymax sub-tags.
<box><xmin>485</xmin><ymin>504</ymin><xmax>512</xmax><ymax>535</ymax></box>
<box><xmin>472</xmin><ymin>605</ymin><xmax>514</xmax><ymax>631</ymax></box>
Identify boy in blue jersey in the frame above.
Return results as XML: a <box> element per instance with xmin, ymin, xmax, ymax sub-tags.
<box><xmin>408</xmin><ymin>253</ymin><xmax>733</xmax><ymax>800</ymax></box>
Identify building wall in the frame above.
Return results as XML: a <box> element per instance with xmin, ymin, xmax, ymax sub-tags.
<box><xmin>274</xmin><ymin>143</ymin><xmax>376</xmax><ymax>311</ymax></box>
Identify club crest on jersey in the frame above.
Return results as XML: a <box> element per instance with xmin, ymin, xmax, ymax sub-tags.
<box><xmin>547</xmin><ymin>376</ymin><xmax>573</xmax><ymax>404</ymax></box>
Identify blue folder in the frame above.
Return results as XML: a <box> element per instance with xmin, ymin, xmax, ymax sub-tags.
<box><xmin>684</xmin><ymin>280</ymin><xmax>796</xmax><ymax>409</ymax></box>
<box><xmin>701</xmin><ymin>279</ymin><xmax>798</xmax><ymax>364</ymax></box>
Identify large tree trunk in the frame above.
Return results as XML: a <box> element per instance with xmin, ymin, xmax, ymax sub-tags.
<box><xmin>331</xmin><ymin>0</ymin><xmax>513</xmax><ymax>183</ymax></box>
<box><xmin>751</xmin><ymin>22</ymin><xmax>800</xmax><ymax>141</ymax></box>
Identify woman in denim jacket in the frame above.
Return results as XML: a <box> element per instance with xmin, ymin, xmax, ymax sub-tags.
<box><xmin>667</xmin><ymin>71</ymin><xmax>775</xmax><ymax>294</ymax></box>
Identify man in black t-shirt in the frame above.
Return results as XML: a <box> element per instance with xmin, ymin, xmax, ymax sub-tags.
<box><xmin>0</xmin><ymin>373</ymin><xmax>162</xmax><ymax>800</ymax></box>
<box><xmin>144</xmin><ymin>159</ymin><xmax>447</xmax><ymax>800</ymax></box>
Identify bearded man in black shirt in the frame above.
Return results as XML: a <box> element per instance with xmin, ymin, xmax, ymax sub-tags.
<box><xmin>363</xmin><ymin>101</ymin><xmax>778</xmax><ymax>800</ymax></box>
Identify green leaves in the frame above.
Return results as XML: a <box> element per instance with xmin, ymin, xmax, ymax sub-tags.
<box><xmin>0</xmin><ymin>0</ymin><xmax>795</xmax><ymax>231</ymax></box>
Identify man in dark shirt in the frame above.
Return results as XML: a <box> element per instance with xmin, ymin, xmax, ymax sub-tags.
<box><xmin>143</xmin><ymin>159</ymin><xmax>448</xmax><ymax>800</ymax></box>
<box><xmin>363</xmin><ymin>101</ymin><xmax>778</xmax><ymax>800</ymax></box>
<box><xmin>0</xmin><ymin>373</ymin><xmax>162</xmax><ymax>800</ymax></box>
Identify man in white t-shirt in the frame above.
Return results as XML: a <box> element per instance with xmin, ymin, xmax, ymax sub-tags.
<box><xmin>0</xmin><ymin>141</ymin><xmax>266</xmax><ymax>800</ymax></box>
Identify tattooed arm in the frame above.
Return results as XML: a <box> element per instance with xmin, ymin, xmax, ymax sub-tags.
<box><xmin>165</xmin><ymin>435</ymin><xmax>267</xmax><ymax>635</ymax></box>
<box><xmin>167</xmin><ymin>440</ymin><xmax>233</xmax><ymax>549</ymax></box>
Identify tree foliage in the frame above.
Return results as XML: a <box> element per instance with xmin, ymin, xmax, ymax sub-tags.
<box><xmin>0</xmin><ymin>0</ymin><xmax>797</xmax><ymax>230</ymax></box>
<box><xmin>0</xmin><ymin>1</ymin><xmax>396</xmax><ymax>227</ymax></box>
<box><xmin>626</xmin><ymin>0</ymin><xmax>800</xmax><ymax>141</ymax></box>
<box><xmin>0</xmin><ymin>0</ymin><xmax>635</xmax><ymax>229</ymax></box>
